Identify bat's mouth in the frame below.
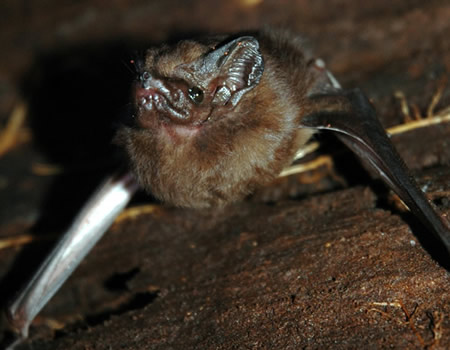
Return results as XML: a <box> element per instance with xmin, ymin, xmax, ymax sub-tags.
<box><xmin>135</xmin><ymin>85</ymin><xmax>203</xmax><ymax>138</ymax></box>
<box><xmin>136</xmin><ymin>85</ymin><xmax>190</xmax><ymax>123</ymax></box>
<box><xmin>136</xmin><ymin>72</ymin><xmax>191</xmax><ymax>124</ymax></box>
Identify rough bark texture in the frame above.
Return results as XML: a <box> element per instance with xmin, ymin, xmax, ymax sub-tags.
<box><xmin>1</xmin><ymin>1</ymin><xmax>450</xmax><ymax>349</ymax></box>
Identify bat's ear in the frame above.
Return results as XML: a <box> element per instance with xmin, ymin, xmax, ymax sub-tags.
<box><xmin>203</xmin><ymin>36</ymin><xmax>264</xmax><ymax>106</ymax></box>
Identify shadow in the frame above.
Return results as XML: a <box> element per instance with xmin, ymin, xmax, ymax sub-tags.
<box><xmin>53</xmin><ymin>267</ymin><xmax>158</xmax><ymax>338</ymax></box>
<box><xmin>0</xmin><ymin>38</ymin><xmax>146</xmax><ymax>312</ymax></box>
<box><xmin>104</xmin><ymin>267</ymin><xmax>141</xmax><ymax>292</ymax></box>
<box><xmin>304</xmin><ymin>134</ymin><xmax>450</xmax><ymax>270</ymax></box>
<box><xmin>374</xmin><ymin>180</ymin><xmax>450</xmax><ymax>270</ymax></box>
<box><xmin>84</xmin><ymin>291</ymin><xmax>159</xmax><ymax>327</ymax></box>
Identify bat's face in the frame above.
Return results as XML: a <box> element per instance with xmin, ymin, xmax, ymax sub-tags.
<box><xmin>116</xmin><ymin>36</ymin><xmax>313</xmax><ymax>208</ymax></box>
<box><xmin>134</xmin><ymin>38</ymin><xmax>262</xmax><ymax>129</ymax></box>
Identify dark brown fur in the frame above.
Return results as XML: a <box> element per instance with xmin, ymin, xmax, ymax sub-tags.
<box><xmin>115</xmin><ymin>29</ymin><xmax>324</xmax><ymax>208</ymax></box>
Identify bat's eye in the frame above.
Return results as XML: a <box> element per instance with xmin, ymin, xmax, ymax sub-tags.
<box><xmin>188</xmin><ymin>87</ymin><xmax>204</xmax><ymax>104</ymax></box>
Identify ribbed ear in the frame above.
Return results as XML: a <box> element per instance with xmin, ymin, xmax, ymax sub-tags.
<box><xmin>203</xmin><ymin>36</ymin><xmax>264</xmax><ymax>106</ymax></box>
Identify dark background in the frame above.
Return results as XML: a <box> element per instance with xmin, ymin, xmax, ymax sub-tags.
<box><xmin>0</xmin><ymin>1</ymin><xmax>449</xmax><ymax>349</ymax></box>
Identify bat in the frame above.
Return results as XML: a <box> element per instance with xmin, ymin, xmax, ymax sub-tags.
<box><xmin>3</xmin><ymin>28</ymin><xmax>449</xmax><ymax>347</ymax></box>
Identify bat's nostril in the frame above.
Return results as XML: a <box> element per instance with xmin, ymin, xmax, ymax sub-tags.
<box><xmin>140</xmin><ymin>71</ymin><xmax>153</xmax><ymax>89</ymax></box>
<box><xmin>141</xmin><ymin>71</ymin><xmax>151</xmax><ymax>81</ymax></box>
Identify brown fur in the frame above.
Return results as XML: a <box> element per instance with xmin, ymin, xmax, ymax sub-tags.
<box><xmin>115</xmin><ymin>29</ymin><xmax>319</xmax><ymax>208</ymax></box>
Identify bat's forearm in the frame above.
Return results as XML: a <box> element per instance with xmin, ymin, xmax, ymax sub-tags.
<box><xmin>5</xmin><ymin>170</ymin><xmax>139</xmax><ymax>340</ymax></box>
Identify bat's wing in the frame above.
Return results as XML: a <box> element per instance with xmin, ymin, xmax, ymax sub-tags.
<box><xmin>300</xmin><ymin>87</ymin><xmax>450</xmax><ymax>255</ymax></box>
<box><xmin>3</xmin><ymin>170</ymin><xmax>139</xmax><ymax>345</ymax></box>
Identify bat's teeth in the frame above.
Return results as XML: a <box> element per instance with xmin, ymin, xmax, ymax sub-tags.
<box><xmin>136</xmin><ymin>87</ymin><xmax>167</xmax><ymax>112</ymax></box>
<box><xmin>140</xmin><ymin>96</ymin><xmax>153</xmax><ymax>110</ymax></box>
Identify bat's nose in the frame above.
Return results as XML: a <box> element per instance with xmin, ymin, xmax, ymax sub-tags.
<box><xmin>139</xmin><ymin>71</ymin><xmax>151</xmax><ymax>88</ymax></box>
<box><xmin>139</xmin><ymin>71</ymin><xmax>171</xmax><ymax>96</ymax></box>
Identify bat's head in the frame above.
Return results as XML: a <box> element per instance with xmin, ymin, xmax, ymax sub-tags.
<box><xmin>133</xmin><ymin>36</ymin><xmax>264</xmax><ymax>128</ymax></box>
<box><xmin>116</xmin><ymin>34</ymin><xmax>310</xmax><ymax>208</ymax></box>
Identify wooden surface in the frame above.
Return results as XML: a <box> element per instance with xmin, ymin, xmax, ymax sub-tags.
<box><xmin>1</xmin><ymin>1</ymin><xmax>450</xmax><ymax>349</ymax></box>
